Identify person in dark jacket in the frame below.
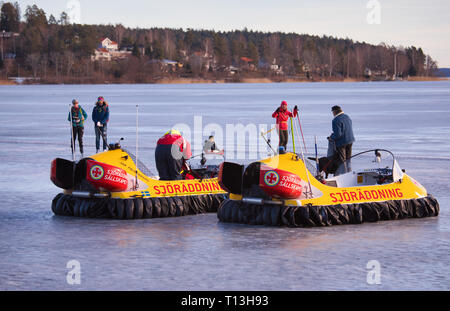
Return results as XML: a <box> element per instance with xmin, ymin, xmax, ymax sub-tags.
<box><xmin>68</xmin><ymin>99</ymin><xmax>88</xmax><ymax>157</ymax></box>
<box><xmin>155</xmin><ymin>129</ymin><xmax>192</xmax><ymax>180</ymax></box>
<box><xmin>272</xmin><ymin>101</ymin><xmax>298</xmax><ymax>152</ymax></box>
<box><xmin>328</xmin><ymin>105</ymin><xmax>355</xmax><ymax>175</ymax></box>
<box><xmin>92</xmin><ymin>96</ymin><xmax>110</xmax><ymax>153</ymax></box>
<box><xmin>203</xmin><ymin>135</ymin><xmax>221</xmax><ymax>153</ymax></box>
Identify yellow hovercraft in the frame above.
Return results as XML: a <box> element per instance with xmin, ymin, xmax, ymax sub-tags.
<box><xmin>50</xmin><ymin>141</ymin><xmax>227</xmax><ymax>219</ymax></box>
<box><xmin>217</xmin><ymin>149</ymin><xmax>439</xmax><ymax>227</ymax></box>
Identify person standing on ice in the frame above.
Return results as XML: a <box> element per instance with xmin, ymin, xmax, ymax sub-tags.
<box><xmin>92</xmin><ymin>96</ymin><xmax>110</xmax><ymax>153</ymax></box>
<box><xmin>155</xmin><ymin>129</ymin><xmax>192</xmax><ymax>180</ymax></box>
<box><xmin>272</xmin><ymin>101</ymin><xmax>298</xmax><ymax>152</ymax></box>
<box><xmin>328</xmin><ymin>105</ymin><xmax>355</xmax><ymax>175</ymax></box>
<box><xmin>68</xmin><ymin>99</ymin><xmax>87</xmax><ymax>158</ymax></box>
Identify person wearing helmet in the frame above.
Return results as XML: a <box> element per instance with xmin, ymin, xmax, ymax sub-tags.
<box><xmin>68</xmin><ymin>99</ymin><xmax>88</xmax><ymax>158</ymax></box>
<box><xmin>272</xmin><ymin>101</ymin><xmax>298</xmax><ymax>151</ymax></box>
<box><xmin>155</xmin><ymin>129</ymin><xmax>192</xmax><ymax>180</ymax></box>
<box><xmin>92</xmin><ymin>96</ymin><xmax>110</xmax><ymax>153</ymax></box>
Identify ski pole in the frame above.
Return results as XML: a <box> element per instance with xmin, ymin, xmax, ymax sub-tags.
<box><xmin>296</xmin><ymin>113</ymin><xmax>308</xmax><ymax>154</ymax></box>
<box><xmin>261</xmin><ymin>130</ymin><xmax>276</xmax><ymax>154</ymax></box>
<box><xmin>261</xmin><ymin>126</ymin><xmax>276</xmax><ymax>136</ymax></box>
<box><xmin>293</xmin><ymin>117</ymin><xmax>313</xmax><ymax>198</ymax></box>
<box><xmin>69</xmin><ymin>105</ymin><xmax>75</xmax><ymax>162</ymax></box>
<box><xmin>314</xmin><ymin>135</ymin><xmax>319</xmax><ymax>175</ymax></box>
<box><xmin>95</xmin><ymin>123</ymin><xmax>110</xmax><ymax>151</ymax></box>
<box><xmin>290</xmin><ymin>117</ymin><xmax>296</xmax><ymax>153</ymax></box>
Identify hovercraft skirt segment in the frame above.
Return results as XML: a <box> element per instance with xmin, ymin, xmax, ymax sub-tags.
<box><xmin>217</xmin><ymin>195</ymin><xmax>439</xmax><ymax>227</ymax></box>
<box><xmin>52</xmin><ymin>193</ymin><xmax>227</xmax><ymax>219</ymax></box>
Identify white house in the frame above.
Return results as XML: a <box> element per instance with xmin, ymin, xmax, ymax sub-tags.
<box><xmin>91</xmin><ymin>37</ymin><xmax>131</xmax><ymax>61</ymax></box>
<box><xmin>99</xmin><ymin>38</ymin><xmax>118</xmax><ymax>52</ymax></box>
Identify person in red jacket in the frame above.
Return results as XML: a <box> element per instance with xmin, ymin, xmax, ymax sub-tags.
<box><xmin>155</xmin><ymin>129</ymin><xmax>192</xmax><ymax>180</ymax></box>
<box><xmin>272</xmin><ymin>101</ymin><xmax>298</xmax><ymax>152</ymax></box>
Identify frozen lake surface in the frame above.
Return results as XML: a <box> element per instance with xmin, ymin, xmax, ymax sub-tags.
<box><xmin>0</xmin><ymin>81</ymin><xmax>449</xmax><ymax>290</ymax></box>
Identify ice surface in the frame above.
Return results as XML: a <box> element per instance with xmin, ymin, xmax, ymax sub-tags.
<box><xmin>0</xmin><ymin>81</ymin><xmax>449</xmax><ymax>290</ymax></box>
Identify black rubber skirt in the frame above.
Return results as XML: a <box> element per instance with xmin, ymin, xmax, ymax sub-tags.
<box><xmin>52</xmin><ymin>193</ymin><xmax>228</xmax><ymax>219</ymax></box>
<box><xmin>217</xmin><ymin>195</ymin><xmax>439</xmax><ymax>227</ymax></box>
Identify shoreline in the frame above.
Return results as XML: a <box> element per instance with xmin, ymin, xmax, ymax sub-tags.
<box><xmin>0</xmin><ymin>76</ymin><xmax>448</xmax><ymax>86</ymax></box>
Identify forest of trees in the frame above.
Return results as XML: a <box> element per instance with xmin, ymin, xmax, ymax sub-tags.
<box><xmin>0</xmin><ymin>2</ymin><xmax>439</xmax><ymax>84</ymax></box>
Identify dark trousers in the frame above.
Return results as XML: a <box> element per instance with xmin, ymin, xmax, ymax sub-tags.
<box><xmin>71</xmin><ymin>126</ymin><xmax>84</xmax><ymax>154</ymax></box>
<box><xmin>95</xmin><ymin>124</ymin><xmax>107</xmax><ymax>151</ymax></box>
<box><xmin>278</xmin><ymin>129</ymin><xmax>289</xmax><ymax>150</ymax></box>
<box><xmin>155</xmin><ymin>144</ymin><xmax>184</xmax><ymax>180</ymax></box>
<box><xmin>334</xmin><ymin>143</ymin><xmax>353</xmax><ymax>174</ymax></box>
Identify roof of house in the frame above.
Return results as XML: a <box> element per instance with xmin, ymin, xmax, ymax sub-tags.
<box><xmin>99</xmin><ymin>38</ymin><xmax>118</xmax><ymax>45</ymax></box>
<box><xmin>240</xmin><ymin>57</ymin><xmax>253</xmax><ymax>63</ymax></box>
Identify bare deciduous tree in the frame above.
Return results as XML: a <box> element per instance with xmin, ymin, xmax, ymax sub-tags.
<box><xmin>26</xmin><ymin>53</ymin><xmax>40</xmax><ymax>77</ymax></box>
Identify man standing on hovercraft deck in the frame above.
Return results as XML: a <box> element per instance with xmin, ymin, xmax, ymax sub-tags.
<box><xmin>68</xmin><ymin>99</ymin><xmax>88</xmax><ymax>158</ymax></box>
<box><xmin>92</xmin><ymin>96</ymin><xmax>110</xmax><ymax>153</ymax></box>
<box><xmin>328</xmin><ymin>105</ymin><xmax>355</xmax><ymax>175</ymax></box>
<box><xmin>155</xmin><ymin>129</ymin><xmax>192</xmax><ymax>180</ymax></box>
<box><xmin>272</xmin><ymin>101</ymin><xmax>298</xmax><ymax>153</ymax></box>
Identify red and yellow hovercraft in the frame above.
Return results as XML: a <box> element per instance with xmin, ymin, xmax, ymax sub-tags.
<box><xmin>217</xmin><ymin>149</ymin><xmax>439</xmax><ymax>227</ymax></box>
<box><xmin>50</xmin><ymin>140</ymin><xmax>227</xmax><ymax>219</ymax></box>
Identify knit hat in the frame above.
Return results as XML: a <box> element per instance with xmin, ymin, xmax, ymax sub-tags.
<box><xmin>332</xmin><ymin>105</ymin><xmax>342</xmax><ymax>112</ymax></box>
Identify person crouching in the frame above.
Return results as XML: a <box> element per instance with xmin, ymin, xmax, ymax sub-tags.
<box><xmin>155</xmin><ymin>129</ymin><xmax>192</xmax><ymax>180</ymax></box>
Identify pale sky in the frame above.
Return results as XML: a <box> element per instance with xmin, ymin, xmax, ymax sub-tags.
<box><xmin>16</xmin><ymin>0</ymin><xmax>450</xmax><ymax>67</ymax></box>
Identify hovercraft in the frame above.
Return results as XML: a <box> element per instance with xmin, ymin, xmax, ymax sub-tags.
<box><xmin>50</xmin><ymin>142</ymin><xmax>227</xmax><ymax>219</ymax></box>
<box><xmin>217</xmin><ymin>149</ymin><xmax>439</xmax><ymax>227</ymax></box>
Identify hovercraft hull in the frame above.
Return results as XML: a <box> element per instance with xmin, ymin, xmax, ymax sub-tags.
<box><xmin>51</xmin><ymin>148</ymin><xmax>227</xmax><ymax>219</ymax></box>
<box><xmin>217</xmin><ymin>153</ymin><xmax>439</xmax><ymax>227</ymax></box>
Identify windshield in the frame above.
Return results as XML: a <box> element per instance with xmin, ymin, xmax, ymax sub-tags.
<box><xmin>333</xmin><ymin>149</ymin><xmax>403</xmax><ymax>183</ymax></box>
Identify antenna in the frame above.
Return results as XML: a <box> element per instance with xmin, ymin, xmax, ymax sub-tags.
<box><xmin>135</xmin><ymin>104</ymin><xmax>139</xmax><ymax>190</ymax></box>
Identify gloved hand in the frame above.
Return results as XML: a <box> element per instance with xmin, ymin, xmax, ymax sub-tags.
<box><xmin>97</xmin><ymin>122</ymin><xmax>103</xmax><ymax>127</ymax></box>
<box><xmin>294</xmin><ymin>105</ymin><xmax>298</xmax><ymax>111</ymax></box>
<box><xmin>276</xmin><ymin>107</ymin><xmax>280</xmax><ymax>113</ymax></box>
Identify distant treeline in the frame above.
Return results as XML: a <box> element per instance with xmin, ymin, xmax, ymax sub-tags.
<box><xmin>0</xmin><ymin>2</ymin><xmax>439</xmax><ymax>83</ymax></box>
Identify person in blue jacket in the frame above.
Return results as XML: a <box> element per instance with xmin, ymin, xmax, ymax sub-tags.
<box><xmin>328</xmin><ymin>105</ymin><xmax>355</xmax><ymax>175</ymax></box>
<box><xmin>92</xmin><ymin>96</ymin><xmax>110</xmax><ymax>153</ymax></box>
<box><xmin>68</xmin><ymin>99</ymin><xmax>88</xmax><ymax>157</ymax></box>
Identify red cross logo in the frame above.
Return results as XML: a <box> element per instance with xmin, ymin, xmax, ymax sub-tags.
<box><xmin>90</xmin><ymin>165</ymin><xmax>104</xmax><ymax>180</ymax></box>
<box><xmin>264</xmin><ymin>170</ymin><xmax>279</xmax><ymax>186</ymax></box>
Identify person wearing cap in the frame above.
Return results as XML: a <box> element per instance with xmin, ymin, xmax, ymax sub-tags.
<box><xmin>272</xmin><ymin>101</ymin><xmax>298</xmax><ymax>152</ymax></box>
<box><xmin>68</xmin><ymin>99</ymin><xmax>88</xmax><ymax>158</ymax></box>
<box><xmin>92</xmin><ymin>96</ymin><xmax>110</xmax><ymax>153</ymax></box>
<box><xmin>155</xmin><ymin>129</ymin><xmax>192</xmax><ymax>180</ymax></box>
<box><xmin>328</xmin><ymin>105</ymin><xmax>355</xmax><ymax>175</ymax></box>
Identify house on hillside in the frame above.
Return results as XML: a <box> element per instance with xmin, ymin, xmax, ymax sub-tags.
<box><xmin>240</xmin><ymin>56</ymin><xmax>256</xmax><ymax>71</ymax></box>
<box><xmin>91</xmin><ymin>37</ymin><xmax>132</xmax><ymax>61</ymax></box>
<box><xmin>99</xmin><ymin>38</ymin><xmax>118</xmax><ymax>51</ymax></box>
